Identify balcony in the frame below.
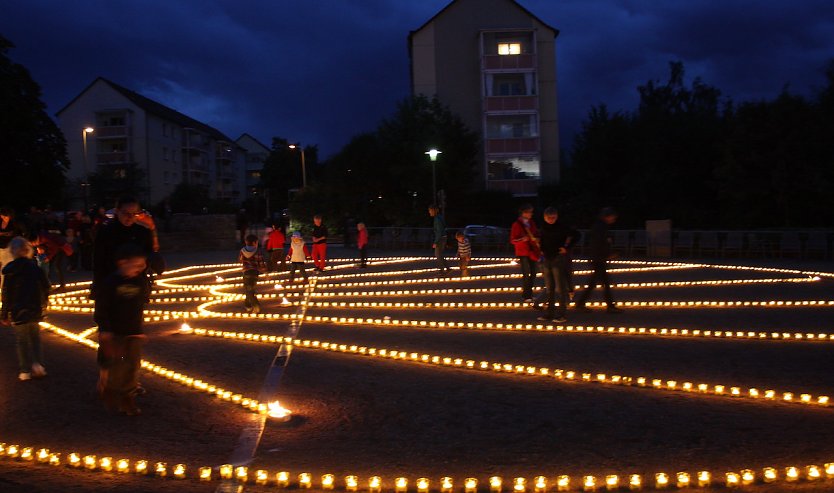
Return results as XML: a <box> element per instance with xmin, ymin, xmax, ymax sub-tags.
<box><xmin>484</xmin><ymin>96</ymin><xmax>537</xmax><ymax>112</ymax></box>
<box><xmin>483</xmin><ymin>54</ymin><xmax>535</xmax><ymax>71</ymax></box>
<box><xmin>95</xmin><ymin>126</ymin><xmax>131</xmax><ymax>138</ymax></box>
<box><xmin>97</xmin><ymin>152</ymin><xmax>131</xmax><ymax>164</ymax></box>
<box><xmin>487</xmin><ymin>179</ymin><xmax>540</xmax><ymax>196</ymax></box>
<box><xmin>486</xmin><ymin>137</ymin><xmax>539</xmax><ymax>154</ymax></box>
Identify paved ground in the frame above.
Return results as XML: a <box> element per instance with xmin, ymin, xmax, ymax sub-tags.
<box><xmin>2</xmin><ymin>249</ymin><xmax>834</xmax><ymax>492</ymax></box>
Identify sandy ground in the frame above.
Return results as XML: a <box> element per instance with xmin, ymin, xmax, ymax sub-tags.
<box><xmin>2</xmin><ymin>251</ymin><xmax>834</xmax><ymax>492</ymax></box>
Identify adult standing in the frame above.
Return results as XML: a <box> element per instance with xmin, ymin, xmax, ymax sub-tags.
<box><xmin>92</xmin><ymin>197</ymin><xmax>155</xmax><ymax>299</ymax></box>
<box><xmin>574</xmin><ymin>207</ymin><xmax>623</xmax><ymax>313</ymax></box>
<box><xmin>428</xmin><ymin>205</ymin><xmax>450</xmax><ymax>275</ymax></box>
<box><xmin>1</xmin><ymin>207</ymin><xmax>26</xmax><ymax>291</ymax></box>
<box><xmin>510</xmin><ymin>203</ymin><xmax>540</xmax><ymax>302</ymax></box>
<box><xmin>311</xmin><ymin>214</ymin><xmax>328</xmax><ymax>272</ymax></box>
<box><xmin>537</xmin><ymin>207</ymin><xmax>578</xmax><ymax>323</ymax></box>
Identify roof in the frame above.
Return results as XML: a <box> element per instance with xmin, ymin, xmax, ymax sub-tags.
<box><xmin>236</xmin><ymin>133</ymin><xmax>271</xmax><ymax>153</ymax></box>
<box><xmin>56</xmin><ymin>77</ymin><xmax>236</xmax><ymax>143</ymax></box>
<box><xmin>409</xmin><ymin>0</ymin><xmax>559</xmax><ymax>39</ymax></box>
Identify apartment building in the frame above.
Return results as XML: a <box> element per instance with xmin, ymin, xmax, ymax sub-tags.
<box><xmin>56</xmin><ymin>77</ymin><xmax>245</xmax><ymax>208</ymax></box>
<box><xmin>235</xmin><ymin>133</ymin><xmax>271</xmax><ymax>199</ymax></box>
<box><xmin>409</xmin><ymin>0</ymin><xmax>560</xmax><ymax>196</ymax></box>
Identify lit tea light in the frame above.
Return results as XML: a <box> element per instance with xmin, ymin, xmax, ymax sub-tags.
<box><xmin>763</xmin><ymin>467</ymin><xmax>777</xmax><ymax>483</ymax></box>
<box><xmin>277</xmin><ymin>471</ymin><xmax>290</xmax><ymax>487</ymax></box>
<box><xmin>583</xmin><ymin>475</ymin><xmax>596</xmax><ymax>492</ymax></box>
<box><xmin>605</xmin><ymin>475</ymin><xmax>618</xmax><ymax>490</ymax></box>
<box><xmin>826</xmin><ymin>463</ymin><xmax>834</xmax><ymax>478</ymax></box>
<box><xmin>807</xmin><ymin>465</ymin><xmax>821</xmax><ymax>481</ymax></box>
<box><xmin>275</xmin><ymin>284</ymin><xmax>284</xmax><ymax>290</ymax></box>
<box><xmin>417</xmin><ymin>477</ymin><xmax>430</xmax><ymax>493</ymax></box>
<box><xmin>135</xmin><ymin>460</ymin><xmax>148</xmax><ymax>475</ymax></box>
<box><xmin>200</xmin><ymin>466</ymin><xmax>212</xmax><ymax>481</ymax></box>
<box><xmin>465</xmin><ymin>477</ymin><xmax>479</xmax><ymax>493</ymax></box>
<box><xmin>155</xmin><ymin>462</ymin><xmax>167</xmax><ymax>477</ymax></box>
<box><xmin>370</xmin><ymin>476</ymin><xmax>383</xmax><ymax>493</ymax></box>
<box><xmin>268</xmin><ymin>400</ymin><xmax>292</xmax><ymax>421</ymax></box>
<box><xmin>173</xmin><ymin>464</ymin><xmax>187</xmax><ymax>479</ymax></box>
<box><xmin>49</xmin><ymin>453</ymin><xmax>61</xmax><ymax>466</ymax></box>
<box><xmin>300</xmin><ymin>472</ymin><xmax>312</xmax><ymax>488</ymax></box>
<box><xmin>628</xmin><ymin>474</ymin><xmax>642</xmax><ymax>491</ymax></box>
<box><xmin>68</xmin><ymin>452</ymin><xmax>81</xmax><ymax>467</ymax></box>
<box><xmin>490</xmin><ymin>476</ymin><xmax>503</xmax><ymax>493</ymax></box>
<box><xmin>442</xmin><ymin>476</ymin><xmax>454</xmax><ymax>493</ymax></box>
<box><xmin>396</xmin><ymin>477</ymin><xmax>409</xmax><ymax>493</ymax></box>
<box><xmin>675</xmin><ymin>472</ymin><xmax>689</xmax><ymax>488</ymax></box>
<box><xmin>725</xmin><ymin>472</ymin><xmax>739</xmax><ymax>488</ymax></box>
<box><xmin>785</xmin><ymin>467</ymin><xmax>799</xmax><ymax>482</ymax></box>
<box><xmin>654</xmin><ymin>473</ymin><xmax>668</xmax><ymax>489</ymax></box>
<box><xmin>696</xmin><ymin>471</ymin><xmax>710</xmax><ymax>487</ymax></box>
<box><xmin>346</xmin><ymin>475</ymin><xmax>359</xmax><ymax>491</ymax></box>
<box><xmin>556</xmin><ymin>476</ymin><xmax>570</xmax><ymax>492</ymax></box>
<box><xmin>179</xmin><ymin>322</ymin><xmax>193</xmax><ymax>334</ymax></box>
<box><xmin>36</xmin><ymin>448</ymin><xmax>49</xmax><ymax>463</ymax></box>
<box><xmin>84</xmin><ymin>455</ymin><xmax>97</xmax><ymax>470</ymax></box>
<box><xmin>513</xmin><ymin>477</ymin><xmax>526</xmax><ymax>493</ymax></box>
<box><xmin>220</xmin><ymin>464</ymin><xmax>234</xmax><ymax>479</ymax></box>
<box><xmin>323</xmin><ymin>474</ymin><xmax>336</xmax><ymax>490</ymax></box>
<box><xmin>215</xmin><ymin>276</ymin><xmax>224</xmax><ymax>282</ymax></box>
<box><xmin>533</xmin><ymin>476</ymin><xmax>547</xmax><ymax>493</ymax></box>
<box><xmin>19</xmin><ymin>447</ymin><xmax>33</xmax><ymax>461</ymax></box>
<box><xmin>281</xmin><ymin>296</ymin><xmax>292</xmax><ymax>306</ymax></box>
<box><xmin>99</xmin><ymin>456</ymin><xmax>113</xmax><ymax>471</ymax></box>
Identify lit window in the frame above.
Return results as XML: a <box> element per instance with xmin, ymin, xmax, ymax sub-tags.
<box><xmin>497</xmin><ymin>43</ymin><xmax>521</xmax><ymax>55</ymax></box>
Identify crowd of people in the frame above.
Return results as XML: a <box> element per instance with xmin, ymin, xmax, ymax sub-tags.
<box><xmin>2</xmin><ymin>197</ymin><xmax>622</xmax><ymax>417</ymax></box>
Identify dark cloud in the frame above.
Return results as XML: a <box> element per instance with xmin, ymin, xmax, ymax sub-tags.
<box><xmin>3</xmin><ymin>0</ymin><xmax>833</xmax><ymax>157</ymax></box>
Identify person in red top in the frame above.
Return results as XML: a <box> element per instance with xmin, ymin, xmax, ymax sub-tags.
<box><xmin>356</xmin><ymin>222</ymin><xmax>368</xmax><ymax>268</ymax></box>
<box><xmin>28</xmin><ymin>230</ymin><xmax>72</xmax><ymax>290</ymax></box>
<box><xmin>510</xmin><ymin>203</ymin><xmax>540</xmax><ymax>302</ymax></box>
<box><xmin>265</xmin><ymin>222</ymin><xmax>286</xmax><ymax>272</ymax></box>
<box><xmin>311</xmin><ymin>214</ymin><xmax>328</xmax><ymax>272</ymax></box>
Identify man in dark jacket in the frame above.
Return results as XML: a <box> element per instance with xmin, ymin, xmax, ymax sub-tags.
<box><xmin>1</xmin><ymin>237</ymin><xmax>50</xmax><ymax>380</ymax></box>
<box><xmin>91</xmin><ymin>197</ymin><xmax>154</xmax><ymax>299</ymax></box>
<box><xmin>537</xmin><ymin>207</ymin><xmax>579</xmax><ymax>323</ymax></box>
<box><xmin>574</xmin><ymin>207</ymin><xmax>623</xmax><ymax>313</ymax></box>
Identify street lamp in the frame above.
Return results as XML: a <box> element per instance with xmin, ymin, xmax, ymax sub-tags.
<box><xmin>424</xmin><ymin>148</ymin><xmax>442</xmax><ymax>205</ymax></box>
<box><xmin>82</xmin><ymin>127</ymin><xmax>94</xmax><ymax>211</ymax></box>
<box><xmin>288</xmin><ymin>143</ymin><xmax>307</xmax><ymax>189</ymax></box>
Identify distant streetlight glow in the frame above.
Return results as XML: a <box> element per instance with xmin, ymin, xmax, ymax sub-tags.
<box><xmin>425</xmin><ymin>149</ymin><xmax>442</xmax><ymax>206</ymax></box>
<box><xmin>82</xmin><ymin>126</ymin><xmax>95</xmax><ymax>210</ymax></box>
<box><xmin>288</xmin><ymin>143</ymin><xmax>307</xmax><ymax>189</ymax></box>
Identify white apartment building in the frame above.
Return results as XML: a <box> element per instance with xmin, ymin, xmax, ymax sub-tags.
<box><xmin>57</xmin><ymin>77</ymin><xmax>245</xmax><ymax>208</ymax></box>
<box><xmin>235</xmin><ymin>133</ymin><xmax>271</xmax><ymax>199</ymax></box>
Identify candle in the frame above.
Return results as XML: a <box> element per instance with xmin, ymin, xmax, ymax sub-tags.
<box><xmin>276</xmin><ymin>471</ymin><xmax>290</xmax><ymax>487</ymax></box>
<box><xmin>299</xmin><ymin>473</ymin><xmax>312</xmax><ymax>488</ymax></box>
<box><xmin>220</xmin><ymin>464</ymin><xmax>234</xmax><ymax>479</ymax></box>
<box><xmin>323</xmin><ymin>474</ymin><xmax>336</xmax><ymax>490</ymax></box>
<box><xmin>465</xmin><ymin>477</ymin><xmax>479</xmax><ymax>493</ymax></box>
<box><xmin>346</xmin><ymin>475</ymin><xmax>359</xmax><ymax>491</ymax></box>
<box><xmin>605</xmin><ymin>475</ymin><xmax>618</xmax><ymax>490</ymax></box>
<box><xmin>628</xmin><ymin>474</ymin><xmax>641</xmax><ymax>491</ymax></box>
<box><xmin>99</xmin><ymin>457</ymin><xmax>113</xmax><ymax>471</ymax></box>
<box><xmin>84</xmin><ymin>455</ymin><xmax>97</xmax><ymax>470</ymax></box>
<box><xmin>174</xmin><ymin>464</ymin><xmax>187</xmax><ymax>479</ymax></box>
<box><xmin>533</xmin><ymin>476</ymin><xmax>547</xmax><ymax>493</ymax></box>
<box><xmin>417</xmin><ymin>477</ymin><xmax>430</xmax><ymax>493</ymax></box>
<box><xmin>490</xmin><ymin>476</ymin><xmax>503</xmax><ymax>493</ymax></box>
<box><xmin>762</xmin><ymin>467</ymin><xmax>777</xmax><ymax>483</ymax></box>
<box><xmin>200</xmin><ymin>466</ymin><xmax>212</xmax><ymax>481</ymax></box>
<box><xmin>369</xmin><ymin>476</ymin><xmax>383</xmax><ymax>493</ymax></box>
<box><xmin>396</xmin><ymin>477</ymin><xmax>409</xmax><ymax>493</ymax></box>
<box><xmin>442</xmin><ymin>476</ymin><xmax>454</xmax><ymax>493</ymax></box>
<box><xmin>155</xmin><ymin>462</ymin><xmax>167</xmax><ymax>477</ymax></box>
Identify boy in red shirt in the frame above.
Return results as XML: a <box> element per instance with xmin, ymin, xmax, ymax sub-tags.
<box><xmin>265</xmin><ymin>223</ymin><xmax>286</xmax><ymax>272</ymax></box>
<box><xmin>510</xmin><ymin>203</ymin><xmax>540</xmax><ymax>302</ymax></box>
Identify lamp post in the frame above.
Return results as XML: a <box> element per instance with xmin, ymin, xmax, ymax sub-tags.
<box><xmin>288</xmin><ymin>143</ymin><xmax>307</xmax><ymax>189</ymax></box>
<box><xmin>82</xmin><ymin>127</ymin><xmax>94</xmax><ymax>211</ymax></box>
<box><xmin>424</xmin><ymin>148</ymin><xmax>441</xmax><ymax>205</ymax></box>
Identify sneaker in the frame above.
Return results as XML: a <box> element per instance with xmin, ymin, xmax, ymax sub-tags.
<box><xmin>606</xmin><ymin>306</ymin><xmax>624</xmax><ymax>314</ymax></box>
<box><xmin>31</xmin><ymin>363</ymin><xmax>47</xmax><ymax>378</ymax></box>
<box><xmin>553</xmin><ymin>316</ymin><xmax>567</xmax><ymax>323</ymax></box>
<box><xmin>18</xmin><ymin>372</ymin><xmax>32</xmax><ymax>381</ymax></box>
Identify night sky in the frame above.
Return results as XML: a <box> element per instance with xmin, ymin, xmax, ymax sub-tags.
<box><xmin>3</xmin><ymin>0</ymin><xmax>834</xmax><ymax>158</ymax></box>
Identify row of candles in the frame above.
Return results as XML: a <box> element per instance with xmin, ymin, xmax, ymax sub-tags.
<box><xmin>181</xmin><ymin>325</ymin><xmax>831</xmax><ymax>408</ymax></box>
<box><xmin>1</xmin><ymin>443</ymin><xmax>833</xmax><ymax>489</ymax></box>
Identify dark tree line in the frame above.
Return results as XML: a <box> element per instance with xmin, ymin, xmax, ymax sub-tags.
<box><xmin>553</xmin><ymin>61</ymin><xmax>834</xmax><ymax>229</ymax></box>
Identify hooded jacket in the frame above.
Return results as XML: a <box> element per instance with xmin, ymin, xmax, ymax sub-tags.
<box><xmin>239</xmin><ymin>245</ymin><xmax>266</xmax><ymax>272</ymax></box>
<box><xmin>1</xmin><ymin>257</ymin><xmax>50</xmax><ymax>324</ymax></box>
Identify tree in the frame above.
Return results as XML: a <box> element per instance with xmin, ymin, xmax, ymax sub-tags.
<box><xmin>259</xmin><ymin>137</ymin><xmax>319</xmax><ymax>215</ymax></box>
<box><xmin>0</xmin><ymin>35</ymin><xmax>69</xmax><ymax>210</ymax></box>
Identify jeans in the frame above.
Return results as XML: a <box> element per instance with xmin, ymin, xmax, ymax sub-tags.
<box><xmin>98</xmin><ymin>335</ymin><xmax>145</xmax><ymax>413</ymax></box>
<box><xmin>575</xmin><ymin>259</ymin><xmax>615</xmax><ymax>307</ymax></box>
<box><xmin>358</xmin><ymin>246</ymin><xmax>367</xmax><ymax>267</ymax></box>
<box><xmin>268</xmin><ymin>249</ymin><xmax>285</xmax><ymax>272</ymax></box>
<box><xmin>41</xmin><ymin>251</ymin><xmax>66</xmax><ymax>288</ymax></box>
<box><xmin>541</xmin><ymin>256</ymin><xmax>570</xmax><ymax>317</ymax></box>
<box><xmin>435</xmin><ymin>237</ymin><xmax>449</xmax><ymax>271</ymax></box>
<box><xmin>312</xmin><ymin>243</ymin><xmax>327</xmax><ymax>270</ymax></box>
<box><xmin>243</xmin><ymin>270</ymin><xmax>260</xmax><ymax>310</ymax></box>
<box><xmin>519</xmin><ymin>256</ymin><xmax>537</xmax><ymax>299</ymax></box>
<box><xmin>15</xmin><ymin>321</ymin><xmax>43</xmax><ymax>373</ymax></box>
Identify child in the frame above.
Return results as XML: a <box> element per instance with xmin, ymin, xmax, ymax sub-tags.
<box><xmin>357</xmin><ymin>222</ymin><xmax>368</xmax><ymax>268</ymax></box>
<box><xmin>286</xmin><ymin>232</ymin><xmax>311</xmax><ymax>283</ymax></box>
<box><xmin>1</xmin><ymin>237</ymin><xmax>50</xmax><ymax>381</ymax></box>
<box><xmin>94</xmin><ymin>243</ymin><xmax>151</xmax><ymax>415</ymax></box>
<box><xmin>238</xmin><ymin>234</ymin><xmax>266</xmax><ymax>313</ymax></box>
<box><xmin>266</xmin><ymin>223</ymin><xmax>286</xmax><ymax>272</ymax></box>
<box><xmin>29</xmin><ymin>230</ymin><xmax>72</xmax><ymax>290</ymax></box>
<box><xmin>311</xmin><ymin>214</ymin><xmax>328</xmax><ymax>272</ymax></box>
<box><xmin>455</xmin><ymin>231</ymin><xmax>471</xmax><ymax>277</ymax></box>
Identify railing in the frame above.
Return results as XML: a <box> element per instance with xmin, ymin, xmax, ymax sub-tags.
<box><xmin>483</xmin><ymin>54</ymin><xmax>535</xmax><ymax>70</ymax></box>
<box><xmin>95</xmin><ymin>126</ymin><xmax>131</xmax><ymax>138</ymax></box>
<box><xmin>484</xmin><ymin>96</ymin><xmax>537</xmax><ymax>112</ymax></box>
<box><xmin>485</xmin><ymin>137</ymin><xmax>539</xmax><ymax>154</ymax></box>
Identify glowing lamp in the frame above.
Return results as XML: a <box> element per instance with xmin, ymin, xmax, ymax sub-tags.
<box><xmin>99</xmin><ymin>456</ymin><xmax>113</xmax><ymax>471</ymax></box>
<box><xmin>200</xmin><ymin>466</ymin><xmax>212</xmax><ymax>481</ymax></box>
<box><xmin>605</xmin><ymin>475</ymin><xmax>618</xmax><ymax>490</ymax></box>
<box><xmin>6</xmin><ymin>445</ymin><xmax>20</xmax><ymax>458</ymax></box>
<box><xmin>807</xmin><ymin>465</ymin><xmax>821</xmax><ymax>481</ymax></box>
<box><xmin>513</xmin><ymin>477</ymin><xmax>526</xmax><ymax>493</ymax></box>
<box><xmin>556</xmin><ymin>475</ymin><xmax>570</xmax><ymax>492</ymax></box>
<box><xmin>323</xmin><ymin>474</ymin><xmax>336</xmax><ymax>490</ymax></box>
<box><xmin>370</xmin><ymin>476</ymin><xmax>383</xmax><ymax>493</ymax></box>
<box><xmin>155</xmin><ymin>462</ymin><xmax>167</xmax><ymax>477</ymax></box>
<box><xmin>825</xmin><ymin>463</ymin><xmax>834</xmax><ymax>478</ymax></box>
<box><xmin>300</xmin><ymin>472</ymin><xmax>312</xmax><ymax>488</ymax></box>
<box><xmin>533</xmin><ymin>475</ymin><xmax>547</xmax><ymax>493</ymax></box>
<box><xmin>740</xmin><ymin>469</ymin><xmax>754</xmax><ymax>485</ymax></box>
<box><xmin>583</xmin><ymin>475</ymin><xmax>596</xmax><ymax>492</ymax></box>
<box><xmin>762</xmin><ymin>467</ymin><xmax>777</xmax><ymax>483</ymax></box>
<box><xmin>417</xmin><ymin>477</ymin><xmax>430</xmax><ymax>493</ymax></box>
<box><xmin>20</xmin><ymin>447</ymin><xmax>33</xmax><ymax>461</ymax></box>
<box><xmin>220</xmin><ymin>464</ymin><xmax>234</xmax><ymax>479</ymax></box>
<box><xmin>0</xmin><ymin>443</ymin><xmax>5</xmax><ymax>456</ymax></box>
<box><xmin>84</xmin><ymin>455</ymin><xmax>97</xmax><ymax>470</ymax></box>
<box><xmin>49</xmin><ymin>453</ymin><xmax>61</xmax><ymax>466</ymax></box>
<box><xmin>281</xmin><ymin>296</ymin><xmax>292</xmax><ymax>306</ymax></box>
<box><xmin>442</xmin><ymin>476</ymin><xmax>454</xmax><ymax>493</ymax></box>
<box><xmin>174</xmin><ymin>464</ymin><xmax>187</xmax><ymax>479</ymax></box>
<box><xmin>785</xmin><ymin>467</ymin><xmax>799</xmax><ymax>482</ymax></box>
<box><xmin>675</xmin><ymin>472</ymin><xmax>689</xmax><ymax>488</ymax></box>
<box><xmin>277</xmin><ymin>471</ymin><xmax>290</xmax><ymax>487</ymax></box>
<box><xmin>696</xmin><ymin>471</ymin><xmax>710</xmax><ymax>487</ymax></box>
<box><xmin>133</xmin><ymin>459</ymin><xmax>147</xmax><ymax>475</ymax></box>
<box><xmin>654</xmin><ymin>473</ymin><xmax>668</xmax><ymax>489</ymax></box>
<box><xmin>490</xmin><ymin>476</ymin><xmax>503</xmax><ymax>493</ymax></box>
<box><xmin>268</xmin><ymin>400</ymin><xmax>292</xmax><ymax>421</ymax></box>
<box><xmin>465</xmin><ymin>477</ymin><xmax>479</xmax><ymax>493</ymax></box>
<box><xmin>724</xmin><ymin>472</ymin><xmax>739</xmax><ymax>488</ymax></box>
<box><xmin>628</xmin><ymin>474</ymin><xmax>642</xmax><ymax>490</ymax></box>
<box><xmin>346</xmin><ymin>475</ymin><xmax>359</xmax><ymax>491</ymax></box>
<box><xmin>179</xmin><ymin>322</ymin><xmax>193</xmax><ymax>334</ymax></box>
